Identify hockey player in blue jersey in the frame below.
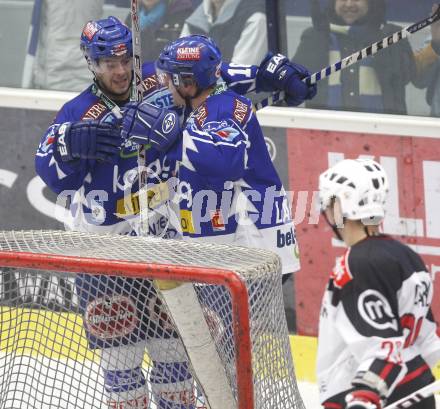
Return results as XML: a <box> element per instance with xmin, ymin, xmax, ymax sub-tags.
<box><xmin>121</xmin><ymin>34</ymin><xmax>315</xmax><ymax>279</ymax></box>
<box><xmin>35</xmin><ymin>16</ymin><xmax>316</xmax><ymax>409</ymax></box>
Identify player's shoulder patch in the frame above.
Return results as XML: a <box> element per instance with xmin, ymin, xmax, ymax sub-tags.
<box><xmin>330</xmin><ymin>249</ymin><xmax>353</xmax><ymax>289</ymax></box>
<box><xmin>205</xmin><ymin>90</ymin><xmax>252</xmax><ymax>126</ymax></box>
<box><xmin>38</xmin><ymin>126</ymin><xmax>57</xmax><ymax>154</ymax></box>
<box><xmin>193</xmin><ymin>102</ymin><xmax>209</xmax><ymax>128</ymax></box>
<box><xmin>233</xmin><ymin>97</ymin><xmax>252</xmax><ymax>125</ymax></box>
<box><xmin>142</xmin><ymin>74</ymin><xmax>159</xmax><ymax>94</ymax></box>
<box><xmin>82</xmin><ymin>102</ymin><xmax>108</xmax><ymax>120</ymax></box>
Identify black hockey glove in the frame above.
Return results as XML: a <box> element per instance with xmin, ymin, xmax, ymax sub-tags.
<box><xmin>121</xmin><ymin>101</ymin><xmax>181</xmax><ymax>152</ymax></box>
<box><xmin>256</xmin><ymin>52</ymin><xmax>317</xmax><ymax>106</ymax></box>
<box><xmin>345</xmin><ymin>389</ymin><xmax>382</xmax><ymax>409</ymax></box>
<box><xmin>56</xmin><ymin>121</ymin><xmax>121</xmax><ymax>163</ymax></box>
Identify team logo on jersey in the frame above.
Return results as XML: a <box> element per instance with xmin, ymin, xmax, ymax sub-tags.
<box><xmin>215</xmin><ymin>127</ymin><xmax>240</xmax><ymax>140</ymax></box>
<box><xmin>210</xmin><ymin>209</ymin><xmax>226</xmax><ymax>231</ymax></box>
<box><xmin>358</xmin><ymin>289</ymin><xmax>398</xmax><ymax>331</ymax></box>
<box><xmin>330</xmin><ymin>252</ymin><xmax>352</xmax><ymax>288</ymax></box>
<box><xmin>40</xmin><ymin>129</ymin><xmax>56</xmax><ymax>153</ymax></box>
<box><xmin>176</xmin><ymin>47</ymin><xmax>201</xmax><ymax>60</ymax></box>
<box><xmin>82</xmin><ymin>102</ymin><xmax>107</xmax><ymax>120</ymax></box>
<box><xmin>205</xmin><ymin>120</ymin><xmax>240</xmax><ymax>141</ymax></box>
<box><xmin>414</xmin><ymin>276</ymin><xmax>431</xmax><ymax>307</ymax></box>
<box><xmin>194</xmin><ymin>104</ymin><xmax>208</xmax><ymax>127</ymax></box>
<box><xmin>84</xmin><ymin>295</ymin><xmax>139</xmax><ymax>340</ymax></box>
<box><xmin>162</xmin><ymin>112</ymin><xmax>176</xmax><ymax>134</ymax></box>
<box><xmin>233</xmin><ymin>99</ymin><xmax>249</xmax><ymax>124</ymax></box>
<box><xmin>142</xmin><ymin>74</ymin><xmax>158</xmax><ymax>92</ymax></box>
<box><xmin>82</xmin><ymin>21</ymin><xmax>100</xmax><ymax>40</ymax></box>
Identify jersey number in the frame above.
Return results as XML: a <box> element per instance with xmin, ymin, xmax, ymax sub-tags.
<box><xmin>382</xmin><ymin>340</ymin><xmax>403</xmax><ymax>364</ymax></box>
<box><xmin>227</xmin><ymin>63</ymin><xmax>252</xmax><ymax>78</ymax></box>
<box><xmin>400</xmin><ymin>313</ymin><xmax>423</xmax><ymax>348</ymax></box>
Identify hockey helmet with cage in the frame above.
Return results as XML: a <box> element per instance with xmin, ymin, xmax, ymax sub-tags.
<box><xmin>156</xmin><ymin>35</ymin><xmax>222</xmax><ymax>89</ymax></box>
<box><xmin>319</xmin><ymin>158</ymin><xmax>389</xmax><ymax>224</ymax></box>
<box><xmin>80</xmin><ymin>16</ymin><xmax>132</xmax><ymax>63</ymax></box>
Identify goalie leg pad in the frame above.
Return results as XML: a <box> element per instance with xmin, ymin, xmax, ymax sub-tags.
<box><xmin>101</xmin><ymin>343</ymin><xmax>149</xmax><ymax>409</ymax></box>
<box><xmin>146</xmin><ymin>337</ymin><xmax>197</xmax><ymax>409</ymax></box>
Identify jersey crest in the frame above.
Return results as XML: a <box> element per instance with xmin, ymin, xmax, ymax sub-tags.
<box><xmin>330</xmin><ymin>250</ymin><xmax>352</xmax><ymax>289</ymax></box>
<box><xmin>193</xmin><ymin>103</ymin><xmax>208</xmax><ymax>127</ymax></box>
<box><xmin>233</xmin><ymin>98</ymin><xmax>250</xmax><ymax>124</ymax></box>
<box><xmin>142</xmin><ymin>74</ymin><xmax>158</xmax><ymax>93</ymax></box>
<box><xmin>82</xmin><ymin>102</ymin><xmax>107</xmax><ymax>120</ymax></box>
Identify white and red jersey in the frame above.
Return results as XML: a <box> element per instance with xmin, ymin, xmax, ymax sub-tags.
<box><xmin>317</xmin><ymin>235</ymin><xmax>440</xmax><ymax>405</ymax></box>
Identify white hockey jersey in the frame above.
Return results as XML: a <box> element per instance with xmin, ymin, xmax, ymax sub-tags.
<box><xmin>317</xmin><ymin>235</ymin><xmax>440</xmax><ymax>405</ymax></box>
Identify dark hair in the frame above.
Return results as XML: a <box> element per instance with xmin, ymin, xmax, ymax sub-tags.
<box><xmin>326</xmin><ymin>0</ymin><xmax>386</xmax><ymax>28</ymax></box>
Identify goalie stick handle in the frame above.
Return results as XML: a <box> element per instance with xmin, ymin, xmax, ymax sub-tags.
<box><xmin>383</xmin><ymin>378</ymin><xmax>440</xmax><ymax>409</ymax></box>
<box><xmin>254</xmin><ymin>5</ymin><xmax>440</xmax><ymax>111</ymax></box>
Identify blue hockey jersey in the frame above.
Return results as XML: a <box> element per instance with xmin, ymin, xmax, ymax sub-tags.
<box><xmin>35</xmin><ymin>61</ymin><xmax>258</xmax><ymax>237</ymax></box>
<box><xmin>166</xmin><ymin>89</ymin><xmax>300</xmax><ymax>274</ymax></box>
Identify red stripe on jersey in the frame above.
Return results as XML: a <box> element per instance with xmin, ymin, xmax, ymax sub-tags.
<box><xmin>379</xmin><ymin>362</ymin><xmax>396</xmax><ymax>380</ymax></box>
<box><xmin>399</xmin><ymin>364</ymin><xmax>430</xmax><ymax>386</ymax></box>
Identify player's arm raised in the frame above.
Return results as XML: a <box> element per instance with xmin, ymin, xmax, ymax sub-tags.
<box><xmin>220</xmin><ymin>53</ymin><xmax>317</xmax><ymax>106</ymax></box>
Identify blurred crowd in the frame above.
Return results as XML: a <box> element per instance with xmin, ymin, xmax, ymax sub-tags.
<box><xmin>12</xmin><ymin>0</ymin><xmax>440</xmax><ymax>117</ymax></box>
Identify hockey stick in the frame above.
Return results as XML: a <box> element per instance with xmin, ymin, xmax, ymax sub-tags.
<box><xmin>128</xmin><ymin>3</ymin><xmax>236</xmax><ymax>407</ymax></box>
<box><xmin>130</xmin><ymin>0</ymin><xmax>149</xmax><ymax>235</ymax></box>
<box><xmin>383</xmin><ymin>378</ymin><xmax>440</xmax><ymax>409</ymax></box>
<box><xmin>21</xmin><ymin>0</ymin><xmax>43</xmax><ymax>88</ymax></box>
<box><xmin>254</xmin><ymin>5</ymin><xmax>440</xmax><ymax>111</ymax></box>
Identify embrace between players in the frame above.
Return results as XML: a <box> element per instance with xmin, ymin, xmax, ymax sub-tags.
<box><xmin>35</xmin><ymin>15</ymin><xmax>440</xmax><ymax>409</ymax></box>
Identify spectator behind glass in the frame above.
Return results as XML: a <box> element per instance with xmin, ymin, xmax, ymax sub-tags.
<box><xmin>32</xmin><ymin>0</ymin><xmax>103</xmax><ymax>91</ymax></box>
<box><xmin>292</xmin><ymin>0</ymin><xmax>417</xmax><ymax>115</ymax></box>
<box><xmin>180</xmin><ymin>0</ymin><xmax>267</xmax><ymax>65</ymax></box>
<box><xmin>125</xmin><ymin>0</ymin><xmax>195</xmax><ymax>61</ymax></box>
<box><xmin>413</xmin><ymin>5</ymin><xmax>440</xmax><ymax>117</ymax></box>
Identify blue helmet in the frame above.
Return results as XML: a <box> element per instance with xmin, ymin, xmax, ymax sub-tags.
<box><xmin>80</xmin><ymin>16</ymin><xmax>132</xmax><ymax>62</ymax></box>
<box><xmin>156</xmin><ymin>35</ymin><xmax>222</xmax><ymax>89</ymax></box>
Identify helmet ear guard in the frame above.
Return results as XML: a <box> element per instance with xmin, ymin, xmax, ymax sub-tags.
<box><xmin>318</xmin><ymin>159</ymin><xmax>389</xmax><ymax>225</ymax></box>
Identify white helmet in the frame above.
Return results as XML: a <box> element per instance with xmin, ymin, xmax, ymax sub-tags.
<box><xmin>318</xmin><ymin>158</ymin><xmax>389</xmax><ymax>224</ymax></box>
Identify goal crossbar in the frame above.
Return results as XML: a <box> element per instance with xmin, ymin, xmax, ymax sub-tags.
<box><xmin>0</xmin><ymin>230</ymin><xmax>303</xmax><ymax>409</ymax></box>
<box><xmin>0</xmin><ymin>249</ymin><xmax>254</xmax><ymax>409</ymax></box>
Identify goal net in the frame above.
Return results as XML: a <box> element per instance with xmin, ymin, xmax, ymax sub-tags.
<box><xmin>0</xmin><ymin>230</ymin><xmax>304</xmax><ymax>409</ymax></box>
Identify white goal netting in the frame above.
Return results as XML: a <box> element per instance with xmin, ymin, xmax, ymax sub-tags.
<box><xmin>0</xmin><ymin>230</ymin><xmax>304</xmax><ymax>409</ymax></box>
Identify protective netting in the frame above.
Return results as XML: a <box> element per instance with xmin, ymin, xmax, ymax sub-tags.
<box><xmin>0</xmin><ymin>230</ymin><xmax>304</xmax><ymax>409</ymax></box>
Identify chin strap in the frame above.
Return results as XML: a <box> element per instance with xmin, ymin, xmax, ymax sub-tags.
<box><xmin>322</xmin><ymin>211</ymin><xmax>344</xmax><ymax>242</ymax></box>
<box><xmin>91</xmin><ymin>81</ymin><xmax>126</xmax><ymax>118</ymax></box>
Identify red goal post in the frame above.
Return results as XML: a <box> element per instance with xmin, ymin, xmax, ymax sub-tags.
<box><xmin>0</xmin><ymin>230</ymin><xmax>304</xmax><ymax>409</ymax></box>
